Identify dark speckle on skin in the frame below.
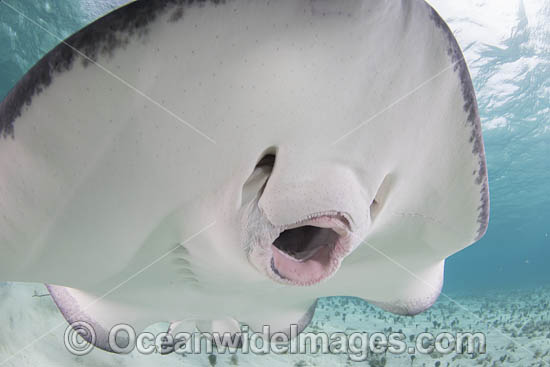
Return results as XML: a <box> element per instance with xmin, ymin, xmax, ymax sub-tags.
<box><xmin>0</xmin><ymin>0</ymin><xmax>227</xmax><ymax>139</ymax></box>
<box><xmin>427</xmin><ymin>3</ymin><xmax>489</xmax><ymax>241</ymax></box>
<box><xmin>169</xmin><ymin>6</ymin><xmax>185</xmax><ymax>22</ymax></box>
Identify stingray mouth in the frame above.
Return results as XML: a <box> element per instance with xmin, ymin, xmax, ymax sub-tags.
<box><xmin>269</xmin><ymin>213</ymin><xmax>352</xmax><ymax>286</ymax></box>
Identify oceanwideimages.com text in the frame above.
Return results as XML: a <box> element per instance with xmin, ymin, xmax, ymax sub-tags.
<box><xmin>65</xmin><ymin>321</ymin><xmax>486</xmax><ymax>361</ymax></box>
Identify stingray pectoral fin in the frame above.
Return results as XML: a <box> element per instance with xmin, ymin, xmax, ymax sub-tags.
<box><xmin>194</xmin><ymin>318</ymin><xmax>243</xmax><ymax>349</ymax></box>
<box><xmin>359</xmin><ymin>260</ymin><xmax>445</xmax><ymax>316</ymax></box>
<box><xmin>195</xmin><ymin>318</ymin><xmax>241</xmax><ymax>335</ymax></box>
<box><xmin>245</xmin><ymin>300</ymin><xmax>318</xmax><ymax>339</ymax></box>
<box><xmin>168</xmin><ymin>320</ymin><xmax>197</xmax><ymax>335</ymax></box>
<box><xmin>46</xmin><ymin>284</ymin><xmax>154</xmax><ymax>353</ymax></box>
<box><xmin>159</xmin><ymin>320</ymin><xmax>198</xmax><ymax>354</ymax></box>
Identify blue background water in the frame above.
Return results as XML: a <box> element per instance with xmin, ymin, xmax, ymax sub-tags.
<box><xmin>0</xmin><ymin>0</ymin><xmax>549</xmax><ymax>294</ymax></box>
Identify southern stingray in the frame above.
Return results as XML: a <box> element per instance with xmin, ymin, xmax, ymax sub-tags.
<box><xmin>0</xmin><ymin>0</ymin><xmax>489</xmax><ymax>352</ymax></box>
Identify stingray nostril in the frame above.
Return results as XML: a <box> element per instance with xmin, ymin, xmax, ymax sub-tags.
<box><xmin>370</xmin><ymin>199</ymin><xmax>380</xmax><ymax>217</ymax></box>
<box><xmin>255</xmin><ymin>146</ymin><xmax>278</xmax><ymax>169</ymax></box>
<box><xmin>240</xmin><ymin>148</ymin><xmax>278</xmax><ymax>206</ymax></box>
<box><xmin>255</xmin><ymin>153</ymin><xmax>276</xmax><ymax>169</ymax></box>
<box><xmin>370</xmin><ymin>174</ymin><xmax>393</xmax><ymax>222</ymax></box>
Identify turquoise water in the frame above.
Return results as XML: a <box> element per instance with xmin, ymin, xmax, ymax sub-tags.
<box><xmin>437</xmin><ymin>0</ymin><xmax>550</xmax><ymax>292</ymax></box>
<box><xmin>0</xmin><ymin>1</ymin><xmax>549</xmax><ymax>365</ymax></box>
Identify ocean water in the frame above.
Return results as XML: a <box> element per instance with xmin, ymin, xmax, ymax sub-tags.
<box><xmin>0</xmin><ymin>1</ymin><xmax>549</xmax><ymax>366</ymax></box>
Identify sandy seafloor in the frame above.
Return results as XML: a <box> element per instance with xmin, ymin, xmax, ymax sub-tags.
<box><xmin>1</xmin><ymin>282</ymin><xmax>549</xmax><ymax>367</ymax></box>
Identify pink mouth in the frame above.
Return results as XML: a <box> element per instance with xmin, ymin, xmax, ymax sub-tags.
<box><xmin>269</xmin><ymin>213</ymin><xmax>353</xmax><ymax>286</ymax></box>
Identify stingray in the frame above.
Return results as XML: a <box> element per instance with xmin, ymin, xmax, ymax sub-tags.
<box><xmin>0</xmin><ymin>0</ymin><xmax>489</xmax><ymax>352</ymax></box>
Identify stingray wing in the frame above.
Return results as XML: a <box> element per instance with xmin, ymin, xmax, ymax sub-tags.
<box><xmin>0</xmin><ymin>1</ymin><xmax>222</xmax><ymax>288</ymax></box>
<box><xmin>0</xmin><ymin>0</ymin><xmax>490</xmax><ymax>341</ymax></box>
